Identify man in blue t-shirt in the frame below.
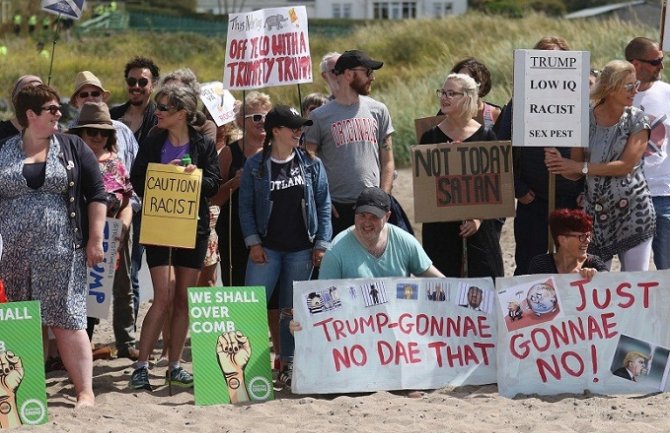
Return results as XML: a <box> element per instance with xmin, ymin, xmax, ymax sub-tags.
<box><xmin>319</xmin><ymin>187</ymin><xmax>443</xmax><ymax>279</ymax></box>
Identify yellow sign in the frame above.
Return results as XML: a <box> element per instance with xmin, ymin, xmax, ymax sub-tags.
<box><xmin>140</xmin><ymin>163</ymin><xmax>202</xmax><ymax>248</ymax></box>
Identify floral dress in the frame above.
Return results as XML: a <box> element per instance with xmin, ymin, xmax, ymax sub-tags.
<box><xmin>585</xmin><ymin>106</ymin><xmax>656</xmax><ymax>262</ymax></box>
<box><xmin>0</xmin><ymin>135</ymin><xmax>87</xmax><ymax>329</ymax></box>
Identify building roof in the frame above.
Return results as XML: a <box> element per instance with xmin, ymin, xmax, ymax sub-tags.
<box><xmin>564</xmin><ymin>1</ymin><xmax>646</xmax><ymax>19</ymax></box>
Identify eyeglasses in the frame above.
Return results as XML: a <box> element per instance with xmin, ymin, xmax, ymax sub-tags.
<box><xmin>156</xmin><ymin>103</ymin><xmax>176</xmax><ymax>112</ymax></box>
<box><xmin>636</xmin><ymin>57</ymin><xmax>664</xmax><ymax>66</ymax></box>
<box><xmin>126</xmin><ymin>77</ymin><xmax>150</xmax><ymax>88</ymax></box>
<box><xmin>82</xmin><ymin>128</ymin><xmax>113</xmax><ymax>138</ymax></box>
<box><xmin>78</xmin><ymin>90</ymin><xmax>101</xmax><ymax>99</ymax></box>
<box><xmin>350</xmin><ymin>68</ymin><xmax>374</xmax><ymax>77</ymax></box>
<box><xmin>436</xmin><ymin>89</ymin><xmax>465</xmax><ymax>99</ymax></box>
<box><xmin>623</xmin><ymin>80</ymin><xmax>641</xmax><ymax>92</ymax></box>
<box><xmin>38</xmin><ymin>104</ymin><xmax>60</xmax><ymax>115</ymax></box>
<box><xmin>244</xmin><ymin>113</ymin><xmax>265</xmax><ymax>122</ymax></box>
<box><xmin>563</xmin><ymin>232</ymin><xmax>592</xmax><ymax>243</ymax></box>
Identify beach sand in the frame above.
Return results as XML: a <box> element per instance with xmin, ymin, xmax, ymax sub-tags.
<box><xmin>21</xmin><ymin>168</ymin><xmax>658</xmax><ymax>433</ymax></box>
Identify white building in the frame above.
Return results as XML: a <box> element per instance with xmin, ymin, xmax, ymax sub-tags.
<box><xmin>196</xmin><ymin>0</ymin><xmax>467</xmax><ymax>19</ymax></box>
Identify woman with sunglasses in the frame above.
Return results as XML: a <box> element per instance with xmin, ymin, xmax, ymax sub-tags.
<box><xmin>70</xmin><ymin>102</ymin><xmax>134</xmax><ymax>341</ymax></box>
<box><xmin>0</xmin><ymin>84</ymin><xmax>107</xmax><ymax>408</ymax></box>
<box><xmin>528</xmin><ymin>209</ymin><xmax>607</xmax><ymax>278</ymax></box>
<box><xmin>420</xmin><ymin>73</ymin><xmax>503</xmax><ymax>279</ymax></box>
<box><xmin>239</xmin><ymin>105</ymin><xmax>331</xmax><ymax>389</ymax></box>
<box><xmin>129</xmin><ymin>84</ymin><xmax>221</xmax><ymax>390</ymax></box>
<box><xmin>546</xmin><ymin>60</ymin><xmax>655</xmax><ymax>271</ymax></box>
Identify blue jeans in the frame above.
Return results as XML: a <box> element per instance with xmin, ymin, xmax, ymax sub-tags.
<box><xmin>245</xmin><ymin>247</ymin><xmax>313</xmax><ymax>361</ymax></box>
<box><xmin>652</xmin><ymin>196</ymin><xmax>670</xmax><ymax>270</ymax></box>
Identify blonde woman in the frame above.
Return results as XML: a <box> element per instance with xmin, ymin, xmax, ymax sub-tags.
<box><xmin>420</xmin><ymin>73</ymin><xmax>503</xmax><ymax>278</ymax></box>
<box><xmin>545</xmin><ymin>60</ymin><xmax>655</xmax><ymax>271</ymax></box>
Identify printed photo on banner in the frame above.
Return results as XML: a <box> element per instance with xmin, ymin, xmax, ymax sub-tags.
<box><xmin>361</xmin><ymin>280</ymin><xmax>388</xmax><ymax>307</ymax></box>
<box><xmin>396</xmin><ymin>282</ymin><xmax>418</xmax><ymax>300</ymax></box>
<box><xmin>457</xmin><ymin>283</ymin><xmax>493</xmax><ymax>313</ymax></box>
<box><xmin>610</xmin><ymin>334</ymin><xmax>670</xmax><ymax>391</ymax></box>
<box><xmin>497</xmin><ymin>277</ymin><xmax>562</xmax><ymax>332</ymax></box>
<box><xmin>304</xmin><ymin>286</ymin><xmax>343</xmax><ymax>315</ymax></box>
<box><xmin>223</xmin><ymin>6</ymin><xmax>312</xmax><ymax>90</ymax></box>
<box><xmin>425</xmin><ymin>280</ymin><xmax>448</xmax><ymax>302</ymax></box>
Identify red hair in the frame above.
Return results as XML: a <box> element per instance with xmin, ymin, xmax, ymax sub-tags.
<box><xmin>549</xmin><ymin>208</ymin><xmax>593</xmax><ymax>249</ymax></box>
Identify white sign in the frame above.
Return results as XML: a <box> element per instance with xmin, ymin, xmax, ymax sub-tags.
<box><xmin>496</xmin><ymin>271</ymin><xmax>670</xmax><ymax>397</ymax></box>
<box><xmin>512</xmin><ymin>49</ymin><xmax>590</xmax><ymax>147</ymax></box>
<box><xmin>86</xmin><ymin>218</ymin><xmax>122</xmax><ymax>319</ymax></box>
<box><xmin>662</xmin><ymin>0</ymin><xmax>670</xmax><ymax>51</ymax></box>
<box><xmin>41</xmin><ymin>0</ymin><xmax>85</xmax><ymax>19</ymax></box>
<box><xmin>223</xmin><ymin>6</ymin><xmax>312</xmax><ymax>90</ymax></box>
<box><xmin>200</xmin><ymin>82</ymin><xmax>237</xmax><ymax>127</ymax></box>
<box><xmin>292</xmin><ymin>277</ymin><xmax>497</xmax><ymax>394</ymax></box>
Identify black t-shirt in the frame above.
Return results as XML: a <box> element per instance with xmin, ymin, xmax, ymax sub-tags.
<box><xmin>263</xmin><ymin>153</ymin><xmax>312</xmax><ymax>252</ymax></box>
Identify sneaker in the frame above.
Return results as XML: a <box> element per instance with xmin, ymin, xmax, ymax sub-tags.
<box><xmin>129</xmin><ymin>366</ymin><xmax>152</xmax><ymax>391</ymax></box>
<box><xmin>165</xmin><ymin>367</ymin><xmax>193</xmax><ymax>388</ymax></box>
<box><xmin>278</xmin><ymin>362</ymin><xmax>293</xmax><ymax>388</ymax></box>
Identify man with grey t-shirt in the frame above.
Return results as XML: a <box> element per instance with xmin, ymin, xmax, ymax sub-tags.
<box><xmin>305</xmin><ymin>49</ymin><xmax>395</xmax><ymax>237</ymax></box>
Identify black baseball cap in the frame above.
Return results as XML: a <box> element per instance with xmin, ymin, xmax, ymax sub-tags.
<box><xmin>333</xmin><ymin>50</ymin><xmax>384</xmax><ymax>75</ymax></box>
<box><xmin>264</xmin><ymin>105</ymin><xmax>313</xmax><ymax>132</ymax></box>
<box><xmin>355</xmin><ymin>187</ymin><xmax>391</xmax><ymax>218</ymax></box>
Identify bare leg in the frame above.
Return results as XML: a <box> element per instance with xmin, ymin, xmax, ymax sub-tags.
<box><xmin>168</xmin><ymin>267</ymin><xmax>200</xmax><ymax>363</ymax></box>
<box><xmin>137</xmin><ymin>265</ymin><xmax>174</xmax><ymax>363</ymax></box>
<box><xmin>51</xmin><ymin>327</ymin><xmax>94</xmax><ymax>408</ymax></box>
<box><xmin>196</xmin><ymin>263</ymin><xmax>218</xmax><ymax>287</ymax></box>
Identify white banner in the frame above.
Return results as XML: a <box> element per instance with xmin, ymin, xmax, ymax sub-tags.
<box><xmin>86</xmin><ymin>218</ymin><xmax>122</xmax><ymax>319</ymax></box>
<box><xmin>223</xmin><ymin>6</ymin><xmax>312</xmax><ymax>90</ymax></box>
<box><xmin>512</xmin><ymin>49</ymin><xmax>590</xmax><ymax>147</ymax></box>
<box><xmin>496</xmin><ymin>271</ymin><xmax>670</xmax><ymax>397</ymax></box>
<box><xmin>292</xmin><ymin>277</ymin><xmax>497</xmax><ymax>394</ymax></box>
<box><xmin>200</xmin><ymin>82</ymin><xmax>237</xmax><ymax>127</ymax></box>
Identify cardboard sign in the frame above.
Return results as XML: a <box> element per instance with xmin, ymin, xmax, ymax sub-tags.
<box><xmin>86</xmin><ymin>218</ymin><xmax>121</xmax><ymax>320</ymax></box>
<box><xmin>292</xmin><ymin>277</ymin><xmax>497</xmax><ymax>394</ymax></box>
<box><xmin>223</xmin><ymin>6</ymin><xmax>312</xmax><ymax>89</ymax></box>
<box><xmin>512</xmin><ymin>49</ymin><xmax>590</xmax><ymax>147</ymax></box>
<box><xmin>188</xmin><ymin>286</ymin><xmax>273</xmax><ymax>405</ymax></box>
<box><xmin>200</xmin><ymin>82</ymin><xmax>237</xmax><ymax>127</ymax></box>
<box><xmin>496</xmin><ymin>271</ymin><xmax>670</xmax><ymax>397</ymax></box>
<box><xmin>414</xmin><ymin>115</ymin><xmax>445</xmax><ymax>144</ymax></box>
<box><xmin>0</xmin><ymin>301</ymin><xmax>47</xmax><ymax>428</ymax></box>
<box><xmin>411</xmin><ymin>141</ymin><xmax>515</xmax><ymax>223</ymax></box>
<box><xmin>41</xmin><ymin>0</ymin><xmax>85</xmax><ymax>19</ymax></box>
<box><xmin>140</xmin><ymin>163</ymin><xmax>202</xmax><ymax>249</ymax></box>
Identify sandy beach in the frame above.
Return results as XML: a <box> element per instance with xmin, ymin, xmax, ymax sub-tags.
<box><xmin>18</xmin><ymin>168</ymin><xmax>660</xmax><ymax>433</ymax></box>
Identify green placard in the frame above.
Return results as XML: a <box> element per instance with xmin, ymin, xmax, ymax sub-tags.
<box><xmin>188</xmin><ymin>286</ymin><xmax>274</xmax><ymax>405</ymax></box>
<box><xmin>0</xmin><ymin>301</ymin><xmax>47</xmax><ymax>428</ymax></box>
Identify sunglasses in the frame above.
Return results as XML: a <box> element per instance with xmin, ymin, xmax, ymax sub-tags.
<box><xmin>78</xmin><ymin>90</ymin><xmax>101</xmax><ymax>98</ymax></box>
<box><xmin>244</xmin><ymin>113</ymin><xmax>265</xmax><ymax>122</ymax></box>
<box><xmin>126</xmin><ymin>77</ymin><xmax>150</xmax><ymax>87</ymax></box>
<box><xmin>350</xmin><ymin>67</ymin><xmax>374</xmax><ymax>77</ymax></box>
<box><xmin>279</xmin><ymin>126</ymin><xmax>302</xmax><ymax>133</ymax></box>
<box><xmin>82</xmin><ymin>128</ymin><xmax>113</xmax><ymax>138</ymax></box>
<box><xmin>156</xmin><ymin>103</ymin><xmax>176</xmax><ymax>112</ymax></box>
<box><xmin>38</xmin><ymin>104</ymin><xmax>60</xmax><ymax>115</ymax></box>
<box><xmin>636</xmin><ymin>57</ymin><xmax>664</xmax><ymax>66</ymax></box>
<box><xmin>623</xmin><ymin>80</ymin><xmax>641</xmax><ymax>92</ymax></box>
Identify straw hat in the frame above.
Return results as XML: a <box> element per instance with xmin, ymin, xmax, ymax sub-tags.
<box><xmin>71</xmin><ymin>71</ymin><xmax>111</xmax><ymax>103</ymax></box>
<box><xmin>69</xmin><ymin>102</ymin><xmax>115</xmax><ymax>131</ymax></box>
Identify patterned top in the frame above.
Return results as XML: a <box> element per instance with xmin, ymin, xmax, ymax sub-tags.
<box><xmin>585</xmin><ymin>106</ymin><xmax>655</xmax><ymax>261</ymax></box>
<box><xmin>99</xmin><ymin>154</ymin><xmax>133</xmax><ymax>217</ymax></box>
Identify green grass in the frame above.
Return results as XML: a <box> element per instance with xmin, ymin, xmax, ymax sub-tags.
<box><xmin>0</xmin><ymin>12</ymin><xmax>655</xmax><ymax>165</ymax></box>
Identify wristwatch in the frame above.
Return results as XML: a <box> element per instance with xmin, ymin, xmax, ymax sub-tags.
<box><xmin>581</xmin><ymin>161</ymin><xmax>589</xmax><ymax>175</ymax></box>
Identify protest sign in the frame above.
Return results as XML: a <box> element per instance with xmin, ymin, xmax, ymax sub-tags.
<box><xmin>411</xmin><ymin>141</ymin><xmax>514</xmax><ymax>223</ymax></box>
<box><xmin>512</xmin><ymin>49</ymin><xmax>589</xmax><ymax>147</ymax></box>
<box><xmin>496</xmin><ymin>271</ymin><xmax>670</xmax><ymax>397</ymax></box>
<box><xmin>41</xmin><ymin>0</ymin><xmax>85</xmax><ymax>19</ymax></box>
<box><xmin>140</xmin><ymin>163</ymin><xmax>202</xmax><ymax>249</ymax></box>
<box><xmin>292</xmin><ymin>277</ymin><xmax>497</xmax><ymax>394</ymax></box>
<box><xmin>223</xmin><ymin>6</ymin><xmax>312</xmax><ymax>89</ymax></box>
<box><xmin>188</xmin><ymin>286</ymin><xmax>273</xmax><ymax>405</ymax></box>
<box><xmin>200</xmin><ymin>82</ymin><xmax>237</xmax><ymax>127</ymax></box>
<box><xmin>0</xmin><ymin>301</ymin><xmax>47</xmax><ymax>428</ymax></box>
<box><xmin>413</xmin><ymin>115</ymin><xmax>445</xmax><ymax>143</ymax></box>
<box><xmin>86</xmin><ymin>218</ymin><xmax>122</xmax><ymax>320</ymax></box>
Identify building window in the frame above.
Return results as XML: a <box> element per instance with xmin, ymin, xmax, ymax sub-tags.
<box><xmin>373</xmin><ymin>1</ymin><xmax>416</xmax><ymax>19</ymax></box>
<box><xmin>433</xmin><ymin>1</ymin><xmax>453</xmax><ymax>17</ymax></box>
<box><xmin>333</xmin><ymin>3</ymin><xmax>342</xmax><ymax>18</ymax></box>
<box><xmin>342</xmin><ymin>3</ymin><xmax>352</xmax><ymax>18</ymax></box>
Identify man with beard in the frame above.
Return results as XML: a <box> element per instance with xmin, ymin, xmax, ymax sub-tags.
<box><xmin>625</xmin><ymin>37</ymin><xmax>670</xmax><ymax>270</ymax></box>
<box><xmin>110</xmin><ymin>57</ymin><xmax>160</xmax><ymax>326</ymax></box>
<box><xmin>305</xmin><ymin>50</ymin><xmax>395</xmax><ymax>237</ymax></box>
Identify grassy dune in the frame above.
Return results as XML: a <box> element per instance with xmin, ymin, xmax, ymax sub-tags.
<box><xmin>0</xmin><ymin>12</ymin><xmax>655</xmax><ymax>164</ymax></box>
